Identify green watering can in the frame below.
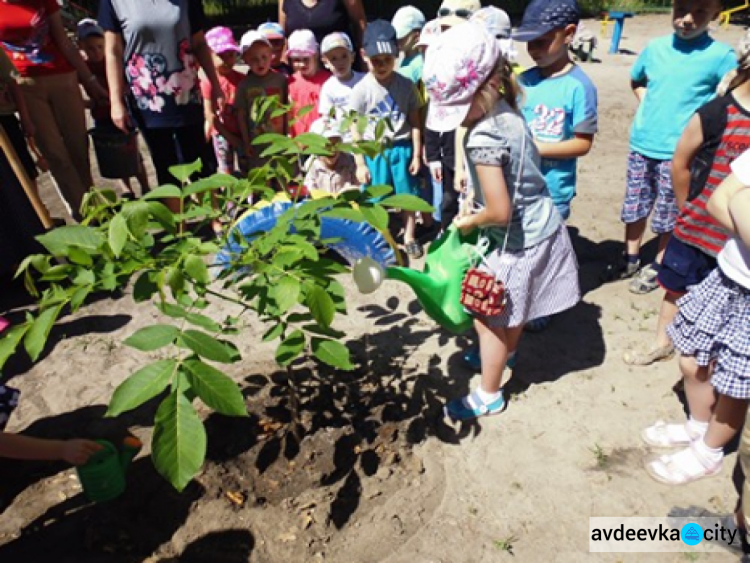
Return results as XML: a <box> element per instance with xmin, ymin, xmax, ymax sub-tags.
<box><xmin>76</xmin><ymin>437</ymin><xmax>142</xmax><ymax>502</ymax></box>
<box><xmin>386</xmin><ymin>225</ymin><xmax>482</xmax><ymax>335</ymax></box>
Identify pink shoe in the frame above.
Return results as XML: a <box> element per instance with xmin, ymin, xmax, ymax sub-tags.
<box><xmin>645</xmin><ymin>443</ymin><xmax>722</xmax><ymax>485</ymax></box>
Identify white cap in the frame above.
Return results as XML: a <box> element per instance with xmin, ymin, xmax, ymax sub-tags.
<box><xmin>240</xmin><ymin>30</ymin><xmax>271</xmax><ymax>53</ymax></box>
<box><xmin>392</xmin><ymin>6</ymin><xmax>426</xmax><ymax>40</ymax></box>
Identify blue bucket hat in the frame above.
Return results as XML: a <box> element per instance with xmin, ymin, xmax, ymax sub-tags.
<box><xmin>513</xmin><ymin>0</ymin><xmax>580</xmax><ymax>42</ymax></box>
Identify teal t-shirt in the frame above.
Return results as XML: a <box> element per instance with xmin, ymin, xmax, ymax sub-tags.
<box><xmin>629</xmin><ymin>32</ymin><xmax>736</xmax><ymax>160</ymax></box>
<box><xmin>398</xmin><ymin>52</ymin><xmax>423</xmax><ymax>84</ymax></box>
<box><xmin>519</xmin><ymin>65</ymin><xmax>598</xmax><ymax>208</ymax></box>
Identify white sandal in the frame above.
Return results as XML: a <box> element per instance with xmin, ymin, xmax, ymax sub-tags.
<box><xmin>641</xmin><ymin>420</ymin><xmax>696</xmax><ymax>448</ymax></box>
<box><xmin>645</xmin><ymin>444</ymin><xmax>722</xmax><ymax>485</ymax></box>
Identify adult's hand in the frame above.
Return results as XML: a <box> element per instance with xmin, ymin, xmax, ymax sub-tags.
<box><xmin>111</xmin><ymin>99</ymin><xmax>132</xmax><ymax>133</ymax></box>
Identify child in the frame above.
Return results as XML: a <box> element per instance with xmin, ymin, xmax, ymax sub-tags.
<box><xmin>318</xmin><ymin>32</ymin><xmax>364</xmax><ymax>123</ymax></box>
<box><xmin>391</xmin><ymin>6</ymin><xmax>426</xmax><ymax>84</ymax></box>
<box><xmin>258</xmin><ymin>22</ymin><xmax>293</xmax><ymax>77</ymax></box>
<box><xmin>513</xmin><ymin>0</ymin><xmax>597</xmax><ymax>223</ymax></box>
<box><xmin>470</xmin><ymin>6</ymin><xmax>518</xmax><ymax>66</ymax></box>
<box><xmin>236</xmin><ymin>30</ymin><xmax>288</xmax><ymax>173</ymax></box>
<box><xmin>288</xmin><ymin>30</ymin><xmax>330</xmax><ymax>137</ymax></box>
<box><xmin>349</xmin><ymin>20</ymin><xmax>424</xmax><ymax>259</ymax></box>
<box><xmin>201</xmin><ymin>26</ymin><xmax>245</xmax><ymax>176</ymax></box>
<box><xmin>423</xmin><ymin>22</ymin><xmax>580</xmax><ymax>420</ymax></box>
<box><xmin>303</xmin><ymin>118</ymin><xmax>359</xmax><ymax>195</ymax></box>
<box><xmin>603</xmin><ymin>0</ymin><xmax>735</xmax><ymax>294</ymax></box>
<box><xmin>643</xmin><ymin>149</ymin><xmax>750</xmax><ymax>485</ymax></box>
<box><xmin>0</xmin><ymin>385</ymin><xmax>101</xmax><ymax>465</ymax></box>
<box><xmin>624</xmin><ymin>36</ymin><xmax>750</xmax><ymax>366</ymax></box>
<box><xmin>77</xmin><ymin>18</ymin><xmax>148</xmax><ymax>198</ymax></box>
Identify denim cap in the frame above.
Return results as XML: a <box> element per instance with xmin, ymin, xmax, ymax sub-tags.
<box><xmin>436</xmin><ymin>0</ymin><xmax>481</xmax><ymax>28</ymax></box>
<box><xmin>513</xmin><ymin>0</ymin><xmax>580</xmax><ymax>42</ymax></box>
<box><xmin>470</xmin><ymin>6</ymin><xmax>512</xmax><ymax>39</ymax></box>
<box><xmin>417</xmin><ymin>19</ymin><xmax>442</xmax><ymax>48</ymax></box>
<box><xmin>321</xmin><ymin>31</ymin><xmax>354</xmax><ymax>54</ymax></box>
<box><xmin>77</xmin><ymin>18</ymin><xmax>104</xmax><ymax>40</ymax></box>
<box><xmin>240</xmin><ymin>30</ymin><xmax>271</xmax><ymax>54</ymax></box>
<box><xmin>205</xmin><ymin>26</ymin><xmax>240</xmax><ymax>55</ymax></box>
<box><xmin>258</xmin><ymin>22</ymin><xmax>285</xmax><ymax>40</ymax></box>
<box><xmin>363</xmin><ymin>20</ymin><xmax>399</xmax><ymax>57</ymax></box>
<box><xmin>392</xmin><ymin>6</ymin><xmax>426</xmax><ymax>40</ymax></box>
<box><xmin>424</xmin><ymin>22</ymin><xmax>499</xmax><ymax>133</ymax></box>
<box><xmin>287</xmin><ymin>29</ymin><xmax>319</xmax><ymax>57</ymax></box>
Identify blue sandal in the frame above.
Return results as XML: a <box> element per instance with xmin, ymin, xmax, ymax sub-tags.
<box><xmin>444</xmin><ymin>391</ymin><xmax>506</xmax><ymax>421</ymax></box>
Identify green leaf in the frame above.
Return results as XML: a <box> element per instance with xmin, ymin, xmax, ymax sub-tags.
<box><xmin>73</xmin><ymin>268</ymin><xmax>95</xmax><ymax>286</ymax></box>
<box><xmin>321</xmin><ymin>207</ymin><xmax>365</xmax><ymax>222</ymax></box>
<box><xmin>143</xmin><ymin>184</ymin><xmax>182</xmax><ymax>200</ymax></box>
<box><xmin>152</xmin><ymin>390</ymin><xmax>206</xmax><ymax>491</ymax></box>
<box><xmin>166</xmin><ymin>267</ymin><xmax>186</xmax><ymax>296</ymax></box>
<box><xmin>122</xmin><ymin>201</ymin><xmax>150</xmax><ymax>239</ymax></box>
<box><xmin>262</xmin><ymin>323</ymin><xmax>284</xmax><ymax>342</ymax></box>
<box><xmin>133</xmin><ymin>271</ymin><xmax>159</xmax><ymax>302</ymax></box>
<box><xmin>0</xmin><ymin>323</ymin><xmax>31</xmax><ymax>369</ymax></box>
<box><xmin>184</xmin><ymin>255</ymin><xmax>210</xmax><ymax>285</ymax></box>
<box><xmin>40</xmin><ymin>263</ymin><xmax>73</xmax><ymax>282</ymax></box>
<box><xmin>36</xmin><ymin>225</ymin><xmax>105</xmax><ymax>255</ymax></box>
<box><xmin>124</xmin><ymin>324</ymin><xmax>180</xmax><ymax>351</ymax></box>
<box><xmin>379</xmin><ymin>195</ymin><xmax>435</xmax><ymax>213</ymax></box>
<box><xmin>183</xmin><ymin>359</ymin><xmax>246</xmax><ymax>416</ymax></box>
<box><xmin>360</xmin><ymin>205</ymin><xmax>389</xmax><ymax>231</ymax></box>
<box><xmin>178</xmin><ymin>330</ymin><xmax>239</xmax><ymax>363</ymax></box>
<box><xmin>183</xmin><ymin>174</ymin><xmax>236</xmax><ymax>197</ymax></box>
<box><xmin>184</xmin><ymin>312</ymin><xmax>221</xmax><ymax>332</ymax></box>
<box><xmin>312</xmin><ymin>338</ymin><xmax>355</xmax><ymax>370</ymax></box>
<box><xmin>70</xmin><ymin>285</ymin><xmax>92</xmax><ymax>312</ymax></box>
<box><xmin>275</xmin><ymin>329</ymin><xmax>305</xmax><ymax>366</ymax></box>
<box><xmin>108</xmin><ymin>214</ymin><xmax>129</xmax><ymax>258</ymax></box>
<box><xmin>68</xmin><ymin>247</ymin><xmax>93</xmax><ymax>267</ymax></box>
<box><xmin>24</xmin><ymin>305</ymin><xmax>62</xmax><ymax>361</ymax></box>
<box><xmin>146</xmin><ymin>201</ymin><xmax>175</xmax><ymax>231</ymax></box>
<box><xmin>169</xmin><ymin>159</ymin><xmax>202</xmax><ymax>183</ymax></box>
<box><xmin>306</xmin><ymin>285</ymin><xmax>335</xmax><ymax>328</ymax></box>
<box><xmin>271</xmin><ymin>276</ymin><xmax>300</xmax><ymax>314</ymax></box>
<box><xmin>106</xmin><ymin>359</ymin><xmax>176</xmax><ymax>416</ymax></box>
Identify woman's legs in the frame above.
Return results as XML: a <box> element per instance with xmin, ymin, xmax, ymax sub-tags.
<box><xmin>20</xmin><ymin>73</ymin><xmax>91</xmax><ymax>221</ymax></box>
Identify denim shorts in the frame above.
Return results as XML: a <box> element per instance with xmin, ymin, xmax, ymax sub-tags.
<box><xmin>621</xmin><ymin>151</ymin><xmax>677</xmax><ymax>234</ymax></box>
<box><xmin>657</xmin><ymin>236</ymin><xmax>717</xmax><ymax>294</ymax></box>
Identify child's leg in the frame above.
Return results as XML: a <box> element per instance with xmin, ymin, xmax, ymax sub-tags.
<box><xmin>647</xmin><ymin>395</ymin><xmax>747</xmax><ymax>485</ymax></box>
<box><xmin>136</xmin><ymin>153</ymin><xmax>149</xmax><ymax>193</ymax></box>
<box><xmin>682</xmin><ymin>355</ymin><xmax>715</xmax><ymax>423</ymax></box>
<box><xmin>402</xmin><ymin>210</ymin><xmax>416</xmax><ymax>244</ymax></box>
<box><xmin>119</xmin><ymin>178</ymin><xmax>135</xmax><ymax>196</ymax></box>
<box><xmin>624</xmin><ymin>290</ymin><xmax>678</xmax><ymax>365</ymax></box>
<box><xmin>476</xmin><ymin>320</ymin><xmax>523</xmax><ymax>394</ymax></box>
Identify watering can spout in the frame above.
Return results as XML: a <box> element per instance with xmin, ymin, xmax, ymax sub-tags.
<box><xmin>119</xmin><ymin>436</ymin><xmax>142</xmax><ymax>472</ymax></box>
<box><xmin>386</xmin><ymin>266</ymin><xmax>438</xmax><ymax>297</ymax></box>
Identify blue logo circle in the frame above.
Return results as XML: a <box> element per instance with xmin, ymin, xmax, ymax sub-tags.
<box><xmin>681</xmin><ymin>523</ymin><xmax>704</xmax><ymax>546</ymax></box>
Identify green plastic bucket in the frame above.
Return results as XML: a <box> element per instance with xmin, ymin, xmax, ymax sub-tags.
<box><xmin>89</xmin><ymin>127</ymin><xmax>139</xmax><ymax>179</ymax></box>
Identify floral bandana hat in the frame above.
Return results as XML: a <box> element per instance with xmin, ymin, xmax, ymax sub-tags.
<box><xmin>423</xmin><ymin>22</ymin><xmax>500</xmax><ymax>133</ymax></box>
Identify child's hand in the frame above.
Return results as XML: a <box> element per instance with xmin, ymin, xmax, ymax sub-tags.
<box><xmin>453</xmin><ymin>214</ymin><xmax>475</xmax><ymax>235</ymax></box>
<box><xmin>429</xmin><ymin>162</ymin><xmax>442</xmax><ymax>183</ymax></box>
<box><xmin>356</xmin><ymin>165</ymin><xmax>371</xmax><ymax>185</ymax></box>
<box><xmin>409</xmin><ymin>157</ymin><xmax>421</xmax><ymax>177</ymax></box>
<box><xmin>111</xmin><ymin>100</ymin><xmax>132</xmax><ymax>134</ymax></box>
<box><xmin>61</xmin><ymin>439</ymin><xmax>103</xmax><ymax>466</ymax></box>
<box><xmin>454</xmin><ymin>169</ymin><xmax>467</xmax><ymax>193</ymax></box>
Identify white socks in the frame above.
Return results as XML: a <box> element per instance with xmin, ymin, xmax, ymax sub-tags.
<box><xmin>686</xmin><ymin>417</ymin><xmax>709</xmax><ymax>440</ymax></box>
<box><xmin>476</xmin><ymin>386</ymin><xmax>502</xmax><ymax>405</ymax></box>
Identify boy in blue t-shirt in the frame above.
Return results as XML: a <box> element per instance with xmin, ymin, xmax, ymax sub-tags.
<box><xmin>514</xmin><ymin>0</ymin><xmax>598</xmax><ymax>223</ymax></box>
<box><xmin>603</xmin><ymin>0</ymin><xmax>735</xmax><ymax>293</ymax></box>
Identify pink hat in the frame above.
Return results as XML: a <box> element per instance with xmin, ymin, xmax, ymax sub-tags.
<box><xmin>206</xmin><ymin>26</ymin><xmax>240</xmax><ymax>55</ymax></box>
<box><xmin>423</xmin><ymin>22</ymin><xmax>499</xmax><ymax>133</ymax></box>
<box><xmin>287</xmin><ymin>29</ymin><xmax>319</xmax><ymax>57</ymax></box>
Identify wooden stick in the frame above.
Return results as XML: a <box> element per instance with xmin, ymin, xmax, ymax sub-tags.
<box><xmin>0</xmin><ymin>123</ymin><xmax>54</xmax><ymax>229</ymax></box>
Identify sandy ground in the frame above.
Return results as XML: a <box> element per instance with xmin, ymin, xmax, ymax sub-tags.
<box><xmin>1</xmin><ymin>14</ymin><xmax>748</xmax><ymax>563</ymax></box>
